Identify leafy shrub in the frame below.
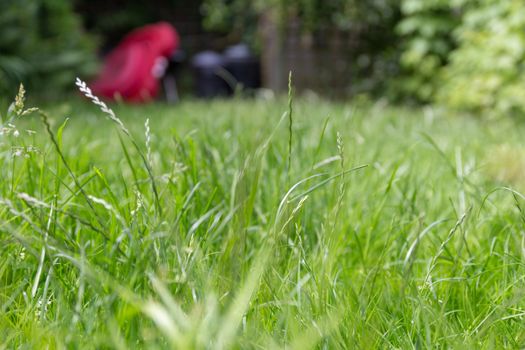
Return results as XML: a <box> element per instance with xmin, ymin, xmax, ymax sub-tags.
<box><xmin>397</xmin><ymin>0</ymin><xmax>525</xmax><ymax>117</ymax></box>
<box><xmin>0</xmin><ymin>0</ymin><xmax>97</xmax><ymax>98</ymax></box>
<box><xmin>438</xmin><ymin>0</ymin><xmax>525</xmax><ymax>116</ymax></box>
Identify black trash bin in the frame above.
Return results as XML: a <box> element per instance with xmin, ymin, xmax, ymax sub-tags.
<box><xmin>191</xmin><ymin>51</ymin><xmax>230</xmax><ymax>98</ymax></box>
<box><xmin>223</xmin><ymin>44</ymin><xmax>261</xmax><ymax>92</ymax></box>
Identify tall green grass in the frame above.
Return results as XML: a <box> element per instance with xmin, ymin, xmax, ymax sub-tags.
<box><xmin>1</xmin><ymin>83</ymin><xmax>525</xmax><ymax>348</ymax></box>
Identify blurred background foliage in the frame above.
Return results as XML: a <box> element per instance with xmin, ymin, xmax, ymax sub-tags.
<box><xmin>201</xmin><ymin>0</ymin><xmax>399</xmax><ymax>42</ymax></box>
<box><xmin>0</xmin><ymin>0</ymin><xmax>97</xmax><ymax>99</ymax></box>
<box><xmin>201</xmin><ymin>0</ymin><xmax>401</xmax><ymax>95</ymax></box>
<box><xmin>2</xmin><ymin>0</ymin><xmax>525</xmax><ymax>117</ymax></box>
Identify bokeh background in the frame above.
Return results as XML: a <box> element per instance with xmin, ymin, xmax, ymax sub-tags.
<box><xmin>1</xmin><ymin>0</ymin><xmax>524</xmax><ymax>117</ymax></box>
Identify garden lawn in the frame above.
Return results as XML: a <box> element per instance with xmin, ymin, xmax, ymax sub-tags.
<box><xmin>2</xmin><ymin>92</ymin><xmax>525</xmax><ymax>348</ymax></box>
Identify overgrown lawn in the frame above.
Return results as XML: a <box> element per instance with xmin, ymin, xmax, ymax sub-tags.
<box><xmin>2</xmin><ymin>89</ymin><xmax>525</xmax><ymax>348</ymax></box>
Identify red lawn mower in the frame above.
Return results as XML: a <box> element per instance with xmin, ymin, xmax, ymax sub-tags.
<box><xmin>90</xmin><ymin>22</ymin><xmax>180</xmax><ymax>103</ymax></box>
